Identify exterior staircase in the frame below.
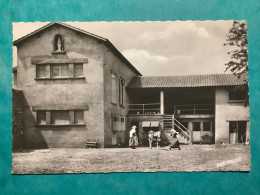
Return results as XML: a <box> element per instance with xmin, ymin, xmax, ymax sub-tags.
<box><xmin>163</xmin><ymin>114</ymin><xmax>191</xmax><ymax>145</ymax></box>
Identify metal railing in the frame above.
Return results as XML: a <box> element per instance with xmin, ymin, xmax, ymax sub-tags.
<box><xmin>174</xmin><ymin>104</ymin><xmax>214</xmax><ymax>115</ymax></box>
<box><xmin>127</xmin><ymin>103</ymin><xmax>160</xmax><ymax>115</ymax></box>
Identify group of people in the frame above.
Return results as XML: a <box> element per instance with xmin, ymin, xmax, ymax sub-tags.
<box><xmin>129</xmin><ymin>125</ymin><xmax>181</xmax><ymax>150</ymax></box>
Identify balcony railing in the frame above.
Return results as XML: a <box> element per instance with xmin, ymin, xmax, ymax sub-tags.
<box><xmin>127</xmin><ymin>103</ymin><xmax>161</xmax><ymax>115</ymax></box>
<box><xmin>174</xmin><ymin>104</ymin><xmax>214</xmax><ymax>115</ymax></box>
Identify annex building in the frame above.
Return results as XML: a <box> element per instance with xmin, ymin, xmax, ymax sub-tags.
<box><xmin>12</xmin><ymin>22</ymin><xmax>250</xmax><ymax>149</ymax></box>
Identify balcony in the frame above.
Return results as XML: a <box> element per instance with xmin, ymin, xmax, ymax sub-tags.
<box><xmin>127</xmin><ymin>103</ymin><xmax>161</xmax><ymax>115</ymax></box>
<box><xmin>174</xmin><ymin>104</ymin><xmax>214</xmax><ymax>115</ymax></box>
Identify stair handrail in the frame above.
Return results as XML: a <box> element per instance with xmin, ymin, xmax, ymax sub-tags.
<box><xmin>174</xmin><ymin>123</ymin><xmax>190</xmax><ymax>139</ymax></box>
<box><xmin>173</xmin><ymin>117</ymin><xmax>191</xmax><ymax>138</ymax></box>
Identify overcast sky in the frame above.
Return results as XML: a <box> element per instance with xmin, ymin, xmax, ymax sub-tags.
<box><xmin>13</xmin><ymin>21</ymin><xmax>235</xmax><ymax>76</ymax></box>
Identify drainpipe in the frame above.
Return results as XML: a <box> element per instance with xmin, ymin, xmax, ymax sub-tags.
<box><xmin>160</xmin><ymin>91</ymin><xmax>164</xmax><ymax>115</ymax></box>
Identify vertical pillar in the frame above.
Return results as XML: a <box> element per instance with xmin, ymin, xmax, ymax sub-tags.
<box><xmin>188</xmin><ymin>122</ymin><xmax>193</xmax><ymax>144</ymax></box>
<box><xmin>160</xmin><ymin>91</ymin><xmax>164</xmax><ymax>115</ymax></box>
<box><xmin>246</xmin><ymin>121</ymin><xmax>250</xmax><ymax>143</ymax></box>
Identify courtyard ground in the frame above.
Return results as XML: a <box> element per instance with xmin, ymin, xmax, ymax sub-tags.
<box><xmin>12</xmin><ymin>144</ymin><xmax>250</xmax><ymax>174</ymax></box>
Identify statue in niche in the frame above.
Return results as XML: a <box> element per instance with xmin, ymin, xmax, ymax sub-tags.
<box><xmin>56</xmin><ymin>36</ymin><xmax>62</xmax><ymax>52</ymax></box>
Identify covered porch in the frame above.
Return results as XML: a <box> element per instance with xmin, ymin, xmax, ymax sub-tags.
<box><xmin>126</xmin><ymin>87</ymin><xmax>216</xmax><ymax>144</ymax></box>
<box><xmin>127</xmin><ymin>87</ymin><xmax>215</xmax><ymax>116</ymax></box>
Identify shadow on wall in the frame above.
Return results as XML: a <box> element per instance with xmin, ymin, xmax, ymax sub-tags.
<box><xmin>12</xmin><ymin>89</ymin><xmax>48</xmax><ymax>150</ymax></box>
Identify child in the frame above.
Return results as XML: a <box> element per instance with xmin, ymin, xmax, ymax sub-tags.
<box><xmin>169</xmin><ymin>129</ymin><xmax>181</xmax><ymax>150</ymax></box>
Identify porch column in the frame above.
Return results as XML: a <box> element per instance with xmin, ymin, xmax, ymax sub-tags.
<box><xmin>160</xmin><ymin>91</ymin><xmax>164</xmax><ymax>115</ymax></box>
<box><xmin>246</xmin><ymin>121</ymin><xmax>250</xmax><ymax>143</ymax></box>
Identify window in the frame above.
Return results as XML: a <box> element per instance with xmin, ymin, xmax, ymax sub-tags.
<box><xmin>37</xmin><ymin>111</ymin><xmax>46</xmax><ymax>124</ymax></box>
<box><xmin>36</xmin><ymin>63</ymin><xmax>84</xmax><ymax>79</ymax></box>
<box><xmin>203</xmin><ymin>122</ymin><xmax>211</xmax><ymax>131</ymax></box>
<box><xmin>229</xmin><ymin>121</ymin><xmax>247</xmax><ymax>143</ymax></box>
<box><xmin>51</xmin><ymin>64</ymin><xmax>69</xmax><ymax>78</ymax></box>
<box><xmin>74</xmin><ymin>63</ymin><xmax>83</xmax><ymax>77</ymax></box>
<box><xmin>114</xmin><ymin>116</ymin><xmax>120</xmax><ymax>122</ymax></box>
<box><xmin>111</xmin><ymin>73</ymin><xmax>117</xmax><ymax>104</ymax></box>
<box><xmin>37</xmin><ymin>65</ymin><xmax>46</xmax><ymax>78</ymax></box>
<box><xmin>36</xmin><ymin>110</ymin><xmax>85</xmax><ymax>125</ymax></box>
<box><xmin>51</xmin><ymin>111</ymin><xmax>70</xmax><ymax>125</ymax></box>
<box><xmin>61</xmin><ymin>64</ymin><xmax>69</xmax><ymax>76</ymax></box>
<box><xmin>193</xmin><ymin>122</ymin><xmax>201</xmax><ymax>131</ymax></box>
<box><xmin>75</xmin><ymin>110</ymin><xmax>84</xmax><ymax>124</ymax></box>
<box><xmin>119</xmin><ymin>78</ymin><xmax>124</xmax><ymax>106</ymax></box>
<box><xmin>229</xmin><ymin>121</ymin><xmax>237</xmax><ymax>133</ymax></box>
<box><xmin>229</xmin><ymin>121</ymin><xmax>247</xmax><ymax>133</ymax></box>
<box><xmin>112</xmin><ymin>116</ymin><xmax>125</xmax><ymax>131</ymax></box>
<box><xmin>229</xmin><ymin>86</ymin><xmax>248</xmax><ymax>101</ymax></box>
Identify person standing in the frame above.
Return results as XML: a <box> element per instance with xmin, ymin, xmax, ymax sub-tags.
<box><xmin>153</xmin><ymin>131</ymin><xmax>161</xmax><ymax>149</ymax></box>
<box><xmin>129</xmin><ymin>125</ymin><xmax>138</xmax><ymax>149</ymax></box>
<box><xmin>148</xmin><ymin>130</ymin><xmax>154</xmax><ymax>149</ymax></box>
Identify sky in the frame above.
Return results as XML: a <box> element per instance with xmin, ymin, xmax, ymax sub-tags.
<box><xmin>13</xmin><ymin>21</ymin><xmax>235</xmax><ymax>76</ymax></box>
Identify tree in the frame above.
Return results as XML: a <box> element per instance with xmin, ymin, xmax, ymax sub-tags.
<box><xmin>224</xmin><ymin>21</ymin><xmax>248</xmax><ymax>79</ymax></box>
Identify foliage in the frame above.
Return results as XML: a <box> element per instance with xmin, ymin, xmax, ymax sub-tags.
<box><xmin>224</xmin><ymin>21</ymin><xmax>248</xmax><ymax>79</ymax></box>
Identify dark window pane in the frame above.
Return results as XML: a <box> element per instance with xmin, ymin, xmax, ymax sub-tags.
<box><xmin>37</xmin><ymin>65</ymin><xmax>46</xmax><ymax>78</ymax></box>
<box><xmin>203</xmin><ymin>122</ymin><xmax>211</xmax><ymax>131</ymax></box>
<box><xmin>193</xmin><ymin>122</ymin><xmax>200</xmax><ymax>131</ymax></box>
<box><xmin>51</xmin><ymin>111</ymin><xmax>70</xmax><ymax>124</ymax></box>
<box><xmin>229</xmin><ymin>86</ymin><xmax>248</xmax><ymax>100</ymax></box>
<box><xmin>229</xmin><ymin>121</ymin><xmax>237</xmax><ymax>133</ymax></box>
<box><xmin>75</xmin><ymin>110</ymin><xmax>84</xmax><ymax>124</ymax></box>
<box><xmin>61</xmin><ymin>64</ymin><xmax>69</xmax><ymax>76</ymax></box>
<box><xmin>74</xmin><ymin>64</ymin><xmax>83</xmax><ymax>77</ymax></box>
<box><xmin>37</xmin><ymin>111</ymin><xmax>46</xmax><ymax>124</ymax></box>
<box><xmin>51</xmin><ymin>65</ymin><xmax>60</xmax><ymax>77</ymax></box>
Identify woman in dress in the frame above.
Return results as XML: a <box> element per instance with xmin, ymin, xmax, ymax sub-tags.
<box><xmin>129</xmin><ymin>125</ymin><xmax>138</xmax><ymax>149</ymax></box>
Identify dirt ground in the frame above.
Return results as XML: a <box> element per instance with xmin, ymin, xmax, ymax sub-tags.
<box><xmin>12</xmin><ymin>144</ymin><xmax>250</xmax><ymax>174</ymax></box>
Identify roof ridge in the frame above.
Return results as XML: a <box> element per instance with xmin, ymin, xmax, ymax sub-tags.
<box><xmin>13</xmin><ymin>22</ymin><xmax>107</xmax><ymax>45</ymax></box>
<box><xmin>134</xmin><ymin>73</ymin><xmax>235</xmax><ymax>78</ymax></box>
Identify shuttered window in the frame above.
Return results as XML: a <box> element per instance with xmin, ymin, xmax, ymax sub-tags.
<box><xmin>111</xmin><ymin>73</ymin><xmax>117</xmax><ymax>104</ymax></box>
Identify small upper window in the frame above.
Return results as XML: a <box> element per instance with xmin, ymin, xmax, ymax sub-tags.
<box><xmin>229</xmin><ymin>86</ymin><xmax>248</xmax><ymax>101</ymax></box>
<box><xmin>54</xmin><ymin>35</ymin><xmax>64</xmax><ymax>52</ymax></box>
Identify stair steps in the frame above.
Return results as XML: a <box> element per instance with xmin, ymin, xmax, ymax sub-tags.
<box><xmin>163</xmin><ymin>114</ymin><xmax>190</xmax><ymax>145</ymax></box>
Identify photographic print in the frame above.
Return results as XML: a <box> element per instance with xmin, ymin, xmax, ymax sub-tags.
<box><xmin>12</xmin><ymin>21</ymin><xmax>250</xmax><ymax>174</ymax></box>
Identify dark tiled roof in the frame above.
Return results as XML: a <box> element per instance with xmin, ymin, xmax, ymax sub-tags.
<box><xmin>127</xmin><ymin>74</ymin><xmax>248</xmax><ymax>88</ymax></box>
